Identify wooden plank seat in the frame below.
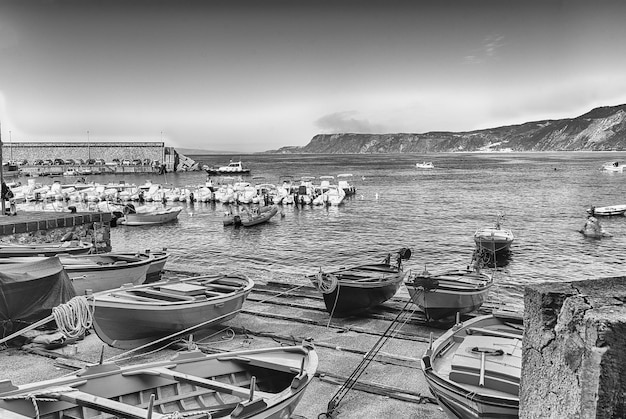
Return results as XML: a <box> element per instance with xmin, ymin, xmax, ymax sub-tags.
<box><xmin>449</xmin><ymin>335</ymin><xmax>521</xmax><ymax>396</ymax></box>
<box><xmin>46</xmin><ymin>389</ymin><xmax>168</xmax><ymax>419</ymax></box>
<box><xmin>123</xmin><ymin>367</ymin><xmax>274</xmax><ymax>400</ymax></box>
<box><xmin>126</xmin><ymin>289</ymin><xmax>198</xmax><ymax>302</ymax></box>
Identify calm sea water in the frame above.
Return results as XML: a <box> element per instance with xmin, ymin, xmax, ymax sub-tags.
<box><xmin>20</xmin><ymin>151</ymin><xmax>626</xmax><ymax>312</ymax></box>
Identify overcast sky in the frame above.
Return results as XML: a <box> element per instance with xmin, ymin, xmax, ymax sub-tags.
<box><xmin>1</xmin><ymin>0</ymin><xmax>626</xmax><ymax>152</ymax></box>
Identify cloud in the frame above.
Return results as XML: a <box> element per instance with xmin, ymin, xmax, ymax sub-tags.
<box><xmin>314</xmin><ymin>111</ymin><xmax>386</xmax><ymax>133</ymax></box>
<box><xmin>464</xmin><ymin>33</ymin><xmax>505</xmax><ymax>64</ymax></box>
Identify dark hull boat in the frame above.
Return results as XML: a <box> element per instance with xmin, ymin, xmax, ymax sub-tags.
<box><xmin>405</xmin><ymin>268</ymin><xmax>493</xmax><ymax>322</ymax></box>
<box><xmin>0</xmin><ymin>343</ymin><xmax>318</xmax><ymax>419</ymax></box>
<box><xmin>92</xmin><ymin>272</ymin><xmax>254</xmax><ymax>349</ymax></box>
<box><xmin>421</xmin><ymin>312</ymin><xmax>523</xmax><ymax>419</ymax></box>
<box><xmin>308</xmin><ymin>248</ymin><xmax>411</xmax><ymax>317</ymax></box>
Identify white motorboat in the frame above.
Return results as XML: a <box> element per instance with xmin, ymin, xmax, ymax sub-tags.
<box><xmin>601</xmin><ymin>161</ymin><xmax>623</xmax><ymax>172</ymax></box>
<box><xmin>416</xmin><ymin>161</ymin><xmax>435</xmax><ymax>169</ymax></box>
<box><xmin>421</xmin><ymin>312</ymin><xmax>523</xmax><ymax>418</ymax></box>
<box><xmin>120</xmin><ymin>205</ymin><xmax>183</xmax><ymax>226</ymax></box>
<box><xmin>204</xmin><ymin>160</ymin><xmax>251</xmax><ymax>175</ymax></box>
<box><xmin>587</xmin><ymin>204</ymin><xmax>626</xmax><ymax>216</ymax></box>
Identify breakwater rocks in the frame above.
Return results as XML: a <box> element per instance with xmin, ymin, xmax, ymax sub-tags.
<box><xmin>522</xmin><ymin>278</ymin><xmax>626</xmax><ymax>418</ymax></box>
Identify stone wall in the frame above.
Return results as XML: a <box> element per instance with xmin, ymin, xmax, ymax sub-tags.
<box><xmin>0</xmin><ymin>212</ymin><xmax>112</xmax><ymax>252</ymax></box>
<box><xmin>522</xmin><ymin>278</ymin><xmax>626</xmax><ymax>418</ymax></box>
<box><xmin>2</xmin><ymin>142</ymin><xmax>166</xmax><ymax>164</ymax></box>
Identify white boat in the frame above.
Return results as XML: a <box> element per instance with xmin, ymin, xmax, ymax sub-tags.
<box><xmin>337</xmin><ymin>173</ymin><xmax>357</xmax><ymax>195</ymax></box>
<box><xmin>421</xmin><ymin>312</ymin><xmax>523</xmax><ymax>418</ymax></box>
<box><xmin>205</xmin><ymin>160</ymin><xmax>251</xmax><ymax>175</ymax></box>
<box><xmin>587</xmin><ymin>204</ymin><xmax>626</xmax><ymax>216</ymax></box>
<box><xmin>416</xmin><ymin>161</ymin><xmax>435</xmax><ymax>169</ymax></box>
<box><xmin>601</xmin><ymin>161</ymin><xmax>623</xmax><ymax>172</ymax></box>
<box><xmin>120</xmin><ymin>205</ymin><xmax>183</xmax><ymax>226</ymax></box>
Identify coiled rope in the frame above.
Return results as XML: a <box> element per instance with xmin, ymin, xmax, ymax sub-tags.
<box><xmin>314</xmin><ymin>270</ymin><xmax>338</xmax><ymax>294</ymax></box>
<box><xmin>52</xmin><ymin>296</ymin><xmax>93</xmax><ymax>339</ymax></box>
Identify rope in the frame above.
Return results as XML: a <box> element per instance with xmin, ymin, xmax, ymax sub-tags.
<box><xmin>52</xmin><ymin>296</ymin><xmax>93</xmax><ymax>339</ymax></box>
<box><xmin>314</xmin><ymin>270</ymin><xmax>338</xmax><ymax>294</ymax></box>
<box><xmin>1</xmin><ymin>386</ymin><xmax>76</xmax><ymax>419</ymax></box>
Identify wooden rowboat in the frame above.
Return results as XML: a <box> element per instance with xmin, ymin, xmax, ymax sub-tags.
<box><xmin>0</xmin><ymin>253</ymin><xmax>153</xmax><ymax>295</ymax></box>
<box><xmin>308</xmin><ymin>248</ymin><xmax>411</xmax><ymax>317</ymax></box>
<box><xmin>405</xmin><ymin>268</ymin><xmax>493</xmax><ymax>322</ymax></box>
<box><xmin>0</xmin><ymin>240</ymin><xmax>93</xmax><ymax>257</ymax></box>
<box><xmin>0</xmin><ymin>342</ymin><xmax>318</xmax><ymax>419</ymax></box>
<box><xmin>421</xmin><ymin>312</ymin><xmax>522</xmax><ymax>419</ymax></box>
<box><xmin>91</xmin><ymin>272</ymin><xmax>254</xmax><ymax>349</ymax></box>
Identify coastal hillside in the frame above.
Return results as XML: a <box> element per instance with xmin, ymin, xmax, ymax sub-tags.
<box><xmin>273</xmin><ymin>104</ymin><xmax>626</xmax><ymax>153</ymax></box>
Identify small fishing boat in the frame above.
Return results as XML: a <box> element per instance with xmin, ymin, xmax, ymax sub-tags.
<box><xmin>473</xmin><ymin>216</ymin><xmax>514</xmax><ymax>255</ymax></box>
<box><xmin>587</xmin><ymin>204</ymin><xmax>626</xmax><ymax>216</ymax></box>
<box><xmin>223</xmin><ymin>205</ymin><xmax>279</xmax><ymax>227</ymax></box>
<box><xmin>0</xmin><ymin>253</ymin><xmax>153</xmax><ymax>295</ymax></box>
<box><xmin>416</xmin><ymin>161</ymin><xmax>435</xmax><ymax>169</ymax></box>
<box><xmin>308</xmin><ymin>248</ymin><xmax>412</xmax><ymax>317</ymax></box>
<box><xmin>106</xmin><ymin>249</ymin><xmax>169</xmax><ymax>283</ymax></box>
<box><xmin>0</xmin><ymin>341</ymin><xmax>318</xmax><ymax>419</ymax></box>
<box><xmin>405</xmin><ymin>267</ymin><xmax>493</xmax><ymax>321</ymax></box>
<box><xmin>205</xmin><ymin>160</ymin><xmax>251</xmax><ymax>175</ymax></box>
<box><xmin>0</xmin><ymin>240</ymin><xmax>93</xmax><ymax>257</ymax></box>
<box><xmin>421</xmin><ymin>312</ymin><xmax>523</xmax><ymax>419</ymax></box>
<box><xmin>91</xmin><ymin>272</ymin><xmax>254</xmax><ymax>349</ymax></box>
<box><xmin>120</xmin><ymin>205</ymin><xmax>183</xmax><ymax>226</ymax></box>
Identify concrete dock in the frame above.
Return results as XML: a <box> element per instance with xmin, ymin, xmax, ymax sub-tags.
<box><xmin>0</xmin><ymin>270</ymin><xmax>451</xmax><ymax>419</ymax></box>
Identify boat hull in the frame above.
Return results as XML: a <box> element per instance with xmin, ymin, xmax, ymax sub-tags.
<box><xmin>405</xmin><ymin>270</ymin><xmax>492</xmax><ymax>321</ymax></box>
<box><xmin>92</xmin><ymin>273</ymin><xmax>254</xmax><ymax>348</ymax></box>
<box><xmin>473</xmin><ymin>227</ymin><xmax>514</xmax><ymax>255</ymax></box>
<box><xmin>421</xmin><ymin>313</ymin><xmax>522</xmax><ymax>419</ymax></box>
<box><xmin>122</xmin><ymin>207</ymin><xmax>182</xmax><ymax>226</ymax></box>
<box><xmin>242</xmin><ymin>205</ymin><xmax>279</xmax><ymax>227</ymax></box>
<box><xmin>308</xmin><ymin>259</ymin><xmax>410</xmax><ymax>317</ymax></box>
<box><xmin>0</xmin><ymin>241</ymin><xmax>93</xmax><ymax>257</ymax></box>
<box><xmin>0</xmin><ymin>344</ymin><xmax>318</xmax><ymax>419</ymax></box>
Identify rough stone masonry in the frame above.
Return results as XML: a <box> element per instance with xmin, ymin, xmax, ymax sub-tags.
<box><xmin>522</xmin><ymin>277</ymin><xmax>626</xmax><ymax>418</ymax></box>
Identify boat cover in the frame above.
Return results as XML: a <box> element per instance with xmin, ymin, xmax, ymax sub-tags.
<box><xmin>0</xmin><ymin>257</ymin><xmax>76</xmax><ymax>336</ymax></box>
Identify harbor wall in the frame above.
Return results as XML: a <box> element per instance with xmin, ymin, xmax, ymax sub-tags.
<box><xmin>522</xmin><ymin>278</ymin><xmax>626</xmax><ymax>418</ymax></box>
<box><xmin>0</xmin><ymin>212</ymin><xmax>112</xmax><ymax>252</ymax></box>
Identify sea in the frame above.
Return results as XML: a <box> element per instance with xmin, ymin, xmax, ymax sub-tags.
<box><xmin>15</xmin><ymin>151</ymin><xmax>626</xmax><ymax>313</ymax></box>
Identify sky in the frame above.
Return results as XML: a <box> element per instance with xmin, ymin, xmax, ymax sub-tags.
<box><xmin>1</xmin><ymin>0</ymin><xmax>626</xmax><ymax>152</ymax></box>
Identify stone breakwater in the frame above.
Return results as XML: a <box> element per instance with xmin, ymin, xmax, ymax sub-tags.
<box><xmin>522</xmin><ymin>278</ymin><xmax>626</xmax><ymax>418</ymax></box>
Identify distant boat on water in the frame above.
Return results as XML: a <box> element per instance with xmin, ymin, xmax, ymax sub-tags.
<box><xmin>204</xmin><ymin>160</ymin><xmax>251</xmax><ymax>175</ymax></box>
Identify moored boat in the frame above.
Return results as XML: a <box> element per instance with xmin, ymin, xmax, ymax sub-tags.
<box><xmin>0</xmin><ymin>240</ymin><xmax>93</xmax><ymax>257</ymax></box>
<box><xmin>0</xmin><ymin>341</ymin><xmax>318</xmax><ymax>419</ymax></box>
<box><xmin>405</xmin><ymin>267</ymin><xmax>493</xmax><ymax>321</ymax></box>
<box><xmin>421</xmin><ymin>312</ymin><xmax>523</xmax><ymax>419</ymax></box>
<box><xmin>473</xmin><ymin>216</ymin><xmax>514</xmax><ymax>256</ymax></box>
<box><xmin>91</xmin><ymin>272</ymin><xmax>254</xmax><ymax>349</ymax></box>
<box><xmin>601</xmin><ymin>161</ymin><xmax>623</xmax><ymax>172</ymax></box>
<box><xmin>308</xmin><ymin>248</ymin><xmax>411</xmax><ymax>317</ymax></box>
<box><xmin>587</xmin><ymin>204</ymin><xmax>626</xmax><ymax>216</ymax></box>
<box><xmin>120</xmin><ymin>205</ymin><xmax>183</xmax><ymax>226</ymax></box>
<box><xmin>416</xmin><ymin>161</ymin><xmax>435</xmax><ymax>169</ymax></box>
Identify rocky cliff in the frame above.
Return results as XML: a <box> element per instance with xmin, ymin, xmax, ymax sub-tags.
<box><xmin>274</xmin><ymin>104</ymin><xmax>626</xmax><ymax>153</ymax></box>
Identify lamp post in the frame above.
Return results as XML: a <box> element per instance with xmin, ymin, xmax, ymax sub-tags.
<box><xmin>87</xmin><ymin>130</ymin><xmax>90</xmax><ymax>160</ymax></box>
<box><xmin>9</xmin><ymin>130</ymin><xmax>12</xmax><ymax>161</ymax></box>
<box><xmin>0</xmin><ymin>122</ymin><xmax>5</xmax><ymax>215</ymax></box>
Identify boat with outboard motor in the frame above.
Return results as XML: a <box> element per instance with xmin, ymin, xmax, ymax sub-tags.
<box><xmin>416</xmin><ymin>161</ymin><xmax>435</xmax><ymax>169</ymax></box>
<box><xmin>421</xmin><ymin>311</ymin><xmax>523</xmax><ymax>419</ymax></box>
<box><xmin>587</xmin><ymin>204</ymin><xmax>626</xmax><ymax>216</ymax></box>
<box><xmin>473</xmin><ymin>215</ymin><xmax>514</xmax><ymax>256</ymax></box>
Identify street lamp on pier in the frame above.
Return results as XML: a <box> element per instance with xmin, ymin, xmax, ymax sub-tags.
<box><xmin>8</xmin><ymin>131</ymin><xmax>12</xmax><ymax>161</ymax></box>
<box><xmin>87</xmin><ymin>130</ymin><xmax>90</xmax><ymax>160</ymax></box>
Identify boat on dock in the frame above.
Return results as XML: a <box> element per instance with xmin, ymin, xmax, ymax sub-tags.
<box><xmin>308</xmin><ymin>248</ymin><xmax>412</xmax><ymax>317</ymax></box>
<box><xmin>91</xmin><ymin>272</ymin><xmax>254</xmax><ymax>349</ymax></box>
<box><xmin>405</xmin><ymin>266</ymin><xmax>493</xmax><ymax>322</ymax></box>
<box><xmin>0</xmin><ymin>253</ymin><xmax>154</xmax><ymax>295</ymax></box>
<box><xmin>0</xmin><ymin>240</ymin><xmax>93</xmax><ymax>257</ymax></box>
<box><xmin>421</xmin><ymin>312</ymin><xmax>523</xmax><ymax>419</ymax></box>
<box><xmin>0</xmin><ymin>341</ymin><xmax>318</xmax><ymax>419</ymax></box>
